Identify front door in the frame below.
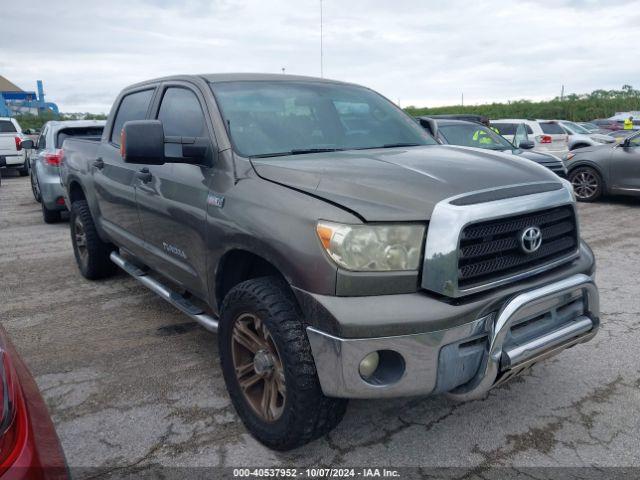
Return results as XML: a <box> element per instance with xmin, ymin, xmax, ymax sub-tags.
<box><xmin>93</xmin><ymin>88</ymin><xmax>155</xmax><ymax>253</ymax></box>
<box><xmin>135</xmin><ymin>84</ymin><xmax>213</xmax><ymax>298</ymax></box>
<box><xmin>610</xmin><ymin>132</ymin><xmax>640</xmax><ymax>192</ymax></box>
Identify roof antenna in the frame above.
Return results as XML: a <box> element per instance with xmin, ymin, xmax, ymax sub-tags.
<box><xmin>227</xmin><ymin>119</ymin><xmax>239</xmax><ymax>184</ymax></box>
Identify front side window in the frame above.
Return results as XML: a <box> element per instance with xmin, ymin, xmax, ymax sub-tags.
<box><xmin>157</xmin><ymin>87</ymin><xmax>206</xmax><ymax>137</ymax></box>
<box><xmin>210</xmin><ymin>81</ymin><xmax>435</xmax><ymax>158</ymax></box>
<box><xmin>438</xmin><ymin>124</ymin><xmax>513</xmax><ymax>151</ymax></box>
<box><xmin>110</xmin><ymin>89</ymin><xmax>154</xmax><ymax>145</ymax></box>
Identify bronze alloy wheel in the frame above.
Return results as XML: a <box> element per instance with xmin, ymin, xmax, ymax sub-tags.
<box><xmin>73</xmin><ymin>215</ymin><xmax>89</xmax><ymax>266</ymax></box>
<box><xmin>231</xmin><ymin>312</ymin><xmax>286</xmax><ymax>422</ymax></box>
<box><xmin>571</xmin><ymin>170</ymin><xmax>599</xmax><ymax>200</ymax></box>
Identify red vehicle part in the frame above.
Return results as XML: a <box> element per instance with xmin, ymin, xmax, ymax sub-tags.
<box><xmin>0</xmin><ymin>326</ymin><xmax>68</xmax><ymax>480</ymax></box>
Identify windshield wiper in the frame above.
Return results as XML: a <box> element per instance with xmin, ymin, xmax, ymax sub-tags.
<box><xmin>381</xmin><ymin>142</ymin><xmax>422</xmax><ymax>148</ymax></box>
<box><xmin>250</xmin><ymin>148</ymin><xmax>344</xmax><ymax>158</ymax></box>
<box><xmin>354</xmin><ymin>143</ymin><xmax>423</xmax><ymax>150</ymax></box>
<box><xmin>290</xmin><ymin>148</ymin><xmax>344</xmax><ymax>154</ymax></box>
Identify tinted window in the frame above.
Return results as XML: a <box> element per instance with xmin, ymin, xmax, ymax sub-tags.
<box><xmin>439</xmin><ymin>124</ymin><xmax>513</xmax><ymax>150</ymax></box>
<box><xmin>56</xmin><ymin>126</ymin><xmax>104</xmax><ymax>148</ymax></box>
<box><xmin>211</xmin><ymin>81</ymin><xmax>435</xmax><ymax>158</ymax></box>
<box><xmin>0</xmin><ymin>120</ymin><xmax>17</xmax><ymax>133</ymax></box>
<box><xmin>492</xmin><ymin>123</ymin><xmax>517</xmax><ymax>135</ymax></box>
<box><xmin>110</xmin><ymin>89</ymin><xmax>154</xmax><ymax>145</ymax></box>
<box><xmin>540</xmin><ymin>122</ymin><xmax>565</xmax><ymax>135</ymax></box>
<box><xmin>157</xmin><ymin>88</ymin><xmax>206</xmax><ymax>137</ymax></box>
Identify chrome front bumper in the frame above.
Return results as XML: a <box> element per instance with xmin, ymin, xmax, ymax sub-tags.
<box><xmin>306</xmin><ymin>273</ymin><xmax>599</xmax><ymax>399</ymax></box>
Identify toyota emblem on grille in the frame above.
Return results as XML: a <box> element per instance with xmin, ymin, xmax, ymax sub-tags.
<box><xmin>520</xmin><ymin>226</ymin><xmax>542</xmax><ymax>254</ymax></box>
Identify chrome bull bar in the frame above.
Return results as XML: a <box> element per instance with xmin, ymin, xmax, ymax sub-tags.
<box><xmin>448</xmin><ymin>273</ymin><xmax>599</xmax><ymax>401</ymax></box>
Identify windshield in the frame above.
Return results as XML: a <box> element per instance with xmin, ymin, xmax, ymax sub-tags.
<box><xmin>561</xmin><ymin>121</ymin><xmax>590</xmax><ymax>134</ymax></box>
<box><xmin>438</xmin><ymin>123</ymin><xmax>514</xmax><ymax>151</ymax></box>
<box><xmin>210</xmin><ymin>81</ymin><xmax>436</xmax><ymax>158</ymax></box>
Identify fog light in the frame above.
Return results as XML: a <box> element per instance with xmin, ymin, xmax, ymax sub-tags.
<box><xmin>358</xmin><ymin>351</ymin><xmax>380</xmax><ymax>379</ymax></box>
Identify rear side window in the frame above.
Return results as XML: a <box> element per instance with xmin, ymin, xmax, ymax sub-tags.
<box><xmin>56</xmin><ymin>127</ymin><xmax>104</xmax><ymax>148</ymax></box>
<box><xmin>37</xmin><ymin>128</ymin><xmax>47</xmax><ymax>149</ymax></box>
<box><xmin>110</xmin><ymin>89</ymin><xmax>154</xmax><ymax>145</ymax></box>
<box><xmin>540</xmin><ymin>122</ymin><xmax>565</xmax><ymax>135</ymax></box>
<box><xmin>0</xmin><ymin>120</ymin><xmax>17</xmax><ymax>133</ymax></box>
<box><xmin>492</xmin><ymin>123</ymin><xmax>516</xmax><ymax>135</ymax></box>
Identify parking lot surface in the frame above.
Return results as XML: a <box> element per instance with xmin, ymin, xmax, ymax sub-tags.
<box><xmin>1</xmin><ymin>173</ymin><xmax>639</xmax><ymax>477</ymax></box>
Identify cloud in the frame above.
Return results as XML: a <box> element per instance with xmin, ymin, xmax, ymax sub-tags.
<box><xmin>0</xmin><ymin>0</ymin><xmax>637</xmax><ymax>112</ymax></box>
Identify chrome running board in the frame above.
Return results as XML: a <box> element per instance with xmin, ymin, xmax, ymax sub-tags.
<box><xmin>110</xmin><ymin>251</ymin><xmax>219</xmax><ymax>333</ymax></box>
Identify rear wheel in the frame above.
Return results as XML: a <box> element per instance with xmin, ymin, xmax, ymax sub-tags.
<box><xmin>17</xmin><ymin>161</ymin><xmax>29</xmax><ymax>177</ymax></box>
<box><xmin>30</xmin><ymin>170</ymin><xmax>42</xmax><ymax>202</ymax></box>
<box><xmin>42</xmin><ymin>202</ymin><xmax>62</xmax><ymax>224</ymax></box>
<box><xmin>69</xmin><ymin>200</ymin><xmax>116</xmax><ymax>279</ymax></box>
<box><xmin>219</xmin><ymin>277</ymin><xmax>347</xmax><ymax>451</ymax></box>
<box><xmin>569</xmin><ymin>167</ymin><xmax>602</xmax><ymax>202</ymax></box>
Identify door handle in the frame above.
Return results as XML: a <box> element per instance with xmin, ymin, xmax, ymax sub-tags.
<box><xmin>93</xmin><ymin>158</ymin><xmax>105</xmax><ymax>169</ymax></box>
<box><xmin>137</xmin><ymin>167</ymin><xmax>152</xmax><ymax>183</ymax></box>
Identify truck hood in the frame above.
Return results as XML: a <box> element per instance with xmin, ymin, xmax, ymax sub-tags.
<box><xmin>252</xmin><ymin>145</ymin><xmax>561</xmax><ymax>221</ymax></box>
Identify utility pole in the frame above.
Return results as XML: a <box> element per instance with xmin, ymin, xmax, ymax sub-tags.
<box><xmin>560</xmin><ymin>85</ymin><xmax>565</xmax><ymax>101</ymax></box>
<box><xmin>320</xmin><ymin>0</ymin><xmax>324</xmax><ymax>78</ymax></box>
<box><xmin>461</xmin><ymin>92</ymin><xmax>464</xmax><ymax>107</ymax></box>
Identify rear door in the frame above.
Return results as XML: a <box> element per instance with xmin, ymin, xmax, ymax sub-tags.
<box><xmin>135</xmin><ymin>83</ymin><xmax>214</xmax><ymax>298</ymax></box>
<box><xmin>610</xmin><ymin>133</ymin><xmax>640</xmax><ymax>192</ymax></box>
<box><xmin>94</xmin><ymin>87</ymin><xmax>156</xmax><ymax>253</ymax></box>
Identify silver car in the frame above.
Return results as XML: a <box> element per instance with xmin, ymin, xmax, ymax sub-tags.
<box><xmin>556</xmin><ymin>120</ymin><xmax>615</xmax><ymax>150</ymax></box>
<box><xmin>28</xmin><ymin>120</ymin><xmax>105</xmax><ymax>223</ymax></box>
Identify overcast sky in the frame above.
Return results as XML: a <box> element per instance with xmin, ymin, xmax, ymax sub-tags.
<box><xmin>1</xmin><ymin>0</ymin><xmax>638</xmax><ymax>113</ymax></box>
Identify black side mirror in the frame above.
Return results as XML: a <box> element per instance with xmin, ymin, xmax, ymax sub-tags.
<box><xmin>20</xmin><ymin>139</ymin><xmax>35</xmax><ymax>149</ymax></box>
<box><xmin>122</xmin><ymin>120</ymin><xmax>165</xmax><ymax>164</ymax></box>
<box><xmin>518</xmin><ymin>140</ymin><xmax>535</xmax><ymax>150</ymax></box>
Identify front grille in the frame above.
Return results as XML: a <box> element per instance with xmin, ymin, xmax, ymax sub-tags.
<box><xmin>458</xmin><ymin>206</ymin><xmax>577</xmax><ymax>289</ymax></box>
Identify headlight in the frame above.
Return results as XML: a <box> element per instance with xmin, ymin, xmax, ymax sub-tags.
<box><xmin>316</xmin><ymin>221</ymin><xmax>425</xmax><ymax>271</ymax></box>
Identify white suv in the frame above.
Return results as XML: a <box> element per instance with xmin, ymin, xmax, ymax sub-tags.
<box><xmin>0</xmin><ymin>117</ymin><xmax>29</xmax><ymax>176</ymax></box>
<box><xmin>492</xmin><ymin>119</ymin><xmax>569</xmax><ymax>157</ymax></box>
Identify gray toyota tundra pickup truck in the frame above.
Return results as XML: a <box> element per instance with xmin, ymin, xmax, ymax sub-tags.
<box><xmin>57</xmin><ymin>73</ymin><xmax>599</xmax><ymax>451</ymax></box>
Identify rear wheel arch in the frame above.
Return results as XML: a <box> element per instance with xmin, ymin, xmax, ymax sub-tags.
<box><xmin>68</xmin><ymin>180</ymin><xmax>87</xmax><ymax>204</ymax></box>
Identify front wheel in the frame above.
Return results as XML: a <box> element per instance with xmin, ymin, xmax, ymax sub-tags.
<box><xmin>569</xmin><ymin>167</ymin><xmax>602</xmax><ymax>202</ymax></box>
<box><xmin>219</xmin><ymin>277</ymin><xmax>347</xmax><ymax>451</ymax></box>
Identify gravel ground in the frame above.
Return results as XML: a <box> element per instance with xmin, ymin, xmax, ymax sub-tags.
<box><xmin>0</xmin><ymin>173</ymin><xmax>639</xmax><ymax>478</ymax></box>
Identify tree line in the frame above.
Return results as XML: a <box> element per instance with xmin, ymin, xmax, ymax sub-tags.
<box><xmin>13</xmin><ymin>111</ymin><xmax>108</xmax><ymax>132</ymax></box>
<box><xmin>404</xmin><ymin>85</ymin><xmax>640</xmax><ymax>122</ymax></box>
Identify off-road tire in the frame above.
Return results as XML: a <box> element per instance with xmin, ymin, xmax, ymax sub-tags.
<box><xmin>70</xmin><ymin>200</ymin><xmax>116</xmax><ymax>279</ymax></box>
<box><xmin>569</xmin><ymin>166</ymin><xmax>602</xmax><ymax>202</ymax></box>
<box><xmin>219</xmin><ymin>277</ymin><xmax>348</xmax><ymax>451</ymax></box>
<box><xmin>42</xmin><ymin>202</ymin><xmax>62</xmax><ymax>224</ymax></box>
